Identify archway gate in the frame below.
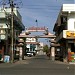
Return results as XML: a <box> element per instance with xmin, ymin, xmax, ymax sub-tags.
<box><xmin>18</xmin><ymin>26</ymin><xmax>56</xmax><ymax>60</ymax></box>
<box><xmin>19</xmin><ymin>26</ymin><xmax>56</xmax><ymax>38</ymax></box>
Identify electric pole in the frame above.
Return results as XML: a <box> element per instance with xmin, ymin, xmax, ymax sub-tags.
<box><xmin>9</xmin><ymin>0</ymin><xmax>23</xmax><ymax>62</ymax></box>
<box><xmin>35</xmin><ymin>19</ymin><xmax>38</xmax><ymax>32</ymax></box>
<box><xmin>9</xmin><ymin>0</ymin><xmax>14</xmax><ymax>63</ymax></box>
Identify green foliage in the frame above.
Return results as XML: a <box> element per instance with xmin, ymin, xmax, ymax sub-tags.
<box><xmin>43</xmin><ymin>45</ymin><xmax>49</xmax><ymax>53</ymax></box>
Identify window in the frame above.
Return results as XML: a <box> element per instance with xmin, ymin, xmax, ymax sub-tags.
<box><xmin>61</xmin><ymin>16</ymin><xmax>67</xmax><ymax>25</ymax></box>
<box><xmin>74</xmin><ymin>22</ymin><xmax>75</xmax><ymax>29</ymax></box>
<box><xmin>0</xmin><ymin>29</ymin><xmax>5</xmax><ymax>34</ymax></box>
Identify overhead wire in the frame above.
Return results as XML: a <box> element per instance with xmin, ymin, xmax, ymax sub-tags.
<box><xmin>22</xmin><ymin>5</ymin><xmax>61</xmax><ymax>11</ymax></box>
<box><xmin>0</xmin><ymin>0</ymin><xmax>61</xmax><ymax>12</ymax></box>
<box><xmin>0</xmin><ymin>0</ymin><xmax>23</xmax><ymax>8</ymax></box>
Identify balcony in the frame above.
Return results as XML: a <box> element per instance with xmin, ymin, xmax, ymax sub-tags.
<box><xmin>0</xmin><ymin>12</ymin><xmax>6</xmax><ymax>18</ymax></box>
<box><xmin>0</xmin><ymin>8</ymin><xmax>25</xmax><ymax>31</ymax></box>
<box><xmin>0</xmin><ymin>28</ymin><xmax>8</xmax><ymax>40</ymax></box>
<box><xmin>55</xmin><ymin>30</ymin><xmax>75</xmax><ymax>43</ymax></box>
<box><xmin>55</xmin><ymin>31</ymin><xmax>63</xmax><ymax>42</ymax></box>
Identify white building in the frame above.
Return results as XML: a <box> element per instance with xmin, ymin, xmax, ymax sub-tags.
<box><xmin>0</xmin><ymin>7</ymin><xmax>25</xmax><ymax>61</ymax></box>
<box><xmin>53</xmin><ymin>4</ymin><xmax>75</xmax><ymax>62</ymax></box>
<box><xmin>26</xmin><ymin>38</ymin><xmax>39</xmax><ymax>52</ymax></box>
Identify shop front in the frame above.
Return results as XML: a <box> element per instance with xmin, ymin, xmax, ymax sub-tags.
<box><xmin>67</xmin><ymin>40</ymin><xmax>75</xmax><ymax>63</ymax></box>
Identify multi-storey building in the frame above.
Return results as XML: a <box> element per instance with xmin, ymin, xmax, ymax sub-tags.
<box><xmin>53</xmin><ymin>4</ymin><xmax>75</xmax><ymax>62</ymax></box>
<box><xmin>0</xmin><ymin>7</ymin><xmax>25</xmax><ymax>61</ymax></box>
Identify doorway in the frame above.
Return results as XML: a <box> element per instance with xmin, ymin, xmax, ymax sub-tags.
<box><xmin>71</xmin><ymin>43</ymin><xmax>75</xmax><ymax>52</ymax></box>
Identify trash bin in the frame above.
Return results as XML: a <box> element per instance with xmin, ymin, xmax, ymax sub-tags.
<box><xmin>4</xmin><ymin>55</ymin><xmax>10</xmax><ymax>63</ymax></box>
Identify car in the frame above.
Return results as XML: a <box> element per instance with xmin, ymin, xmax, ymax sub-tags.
<box><xmin>26</xmin><ymin>52</ymin><xmax>33</xmax><ymax>57</ymax></box>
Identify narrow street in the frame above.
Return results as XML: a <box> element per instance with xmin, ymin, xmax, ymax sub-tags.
<box><xmin>0</xmin><ymin>55</ymin><xmax>75</xmax><ymax>75</ymax></box>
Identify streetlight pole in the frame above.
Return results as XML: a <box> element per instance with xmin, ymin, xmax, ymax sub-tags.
<box><xmin>35</xmin><ymin>19</ymin><xmax>38</xmax><ymax>32</ymax></box>
<box><xmin>9</xmin><ymin>0</ymin><xmax>14</xmax><ymax>63</ymax></box>
<box><xmin>35</xmin><ymin>19</ymin><xmax>38</xmax><ymax>27</ymax></box>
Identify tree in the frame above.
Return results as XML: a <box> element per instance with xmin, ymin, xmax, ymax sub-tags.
<box><xmin>43</xmin><ymin>45</ymin><xmax>49</xmax><ymax>53</ymax></box>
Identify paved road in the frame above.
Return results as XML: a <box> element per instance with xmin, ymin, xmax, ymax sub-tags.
<box><xmin>0</xmin><ymin>55</ymin><xmax>75</xmax><ymax>75</ymax></box>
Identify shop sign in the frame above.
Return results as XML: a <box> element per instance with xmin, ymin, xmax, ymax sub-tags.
<box><xmin>27</xmin><ymin>26</ymin><xmax>46</xmax><ymax>32</ymax></box>
<box><xmin>66</xmin><ymin>31</ymin><xmax>75</xmax><ymax>38</ymax></box>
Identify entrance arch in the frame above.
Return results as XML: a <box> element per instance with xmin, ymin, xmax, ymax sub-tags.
<box><xmin>18</xmin><ymin>26</ymin><xmax>56</xmax><ymax>60</ymax></box>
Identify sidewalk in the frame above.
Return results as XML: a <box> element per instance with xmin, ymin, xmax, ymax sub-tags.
<box><xmin>69</xmin><ymin>62</ymin><xmax>75</xmax><ymax>65</ymax></box>
<box><xmin>0</xmin><ymin>56</ymin><xmax>34</xmax><ymax>68</ymax></box>
<box><xmin>54</xmin><ymin>60</ymin><xmax>75</xmax><ymax>65</ymax></box>
<box><xmin>0</xmin><ymin>60</ymin><xmax>29</xmax><ymax>68</ymax></box>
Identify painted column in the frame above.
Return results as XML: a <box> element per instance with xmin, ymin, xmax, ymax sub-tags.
<box><xmin>19</xmin><ymin>47</ymin><xmax>23</xmax><ymax>60</ymax></box>
<box><xmin>51</xmin><ymin>47</ymin><xmax>55</xmax><ymax>61</ymax></box>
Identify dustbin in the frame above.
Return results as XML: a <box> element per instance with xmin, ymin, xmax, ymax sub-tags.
<box><xmin>4</xmin><ymin>55</ymin><xmax>10</xmax><ymax>63</ymax></box>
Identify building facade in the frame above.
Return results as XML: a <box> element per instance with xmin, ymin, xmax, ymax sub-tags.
<box><xmin>53</xmin><ymin>4</ymin><xmax>75</xmax><ymax>62</ymax></box>
<box><xmin>26</xmin><ymin>38</ymin><xmax>39</xmax><ymax>52</ymax></box>
<box><xmin>0</xmin><ymin>7</ymin><xmax>25</xmax><ymax>62</ymax></box>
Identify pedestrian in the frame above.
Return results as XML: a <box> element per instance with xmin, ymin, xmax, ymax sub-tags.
<box><xmin>46</xmin><ymin>52</ymin><xmax>50</xmax><ymax>60</ymax></box>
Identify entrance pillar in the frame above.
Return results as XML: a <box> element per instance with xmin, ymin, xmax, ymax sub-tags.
<box><xmin>51</xmin><ymin>47</ymin><xmax>55</xmax><ymax>61</ymax></box>
<box><xmin>19</xmin><ymin>47</ymin><xmax>23</xmax><ymax>60</ymax></box>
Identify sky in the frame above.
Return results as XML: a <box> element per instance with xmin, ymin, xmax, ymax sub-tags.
<box><xmin>0</xmin><ymin>0</ymin><xmax>74</xmax><ymax>45</ymax></box>
<box><xmin>18</xmin><ymin>0</ymin><xmax>74</xmax><ymax>45</ymax></box>
<box><xmin>19</xmin><ymin>0</ymin><xmax>74</xmax><ymax>33</ymax></box>
<box><xmin>0</xmin><ymin>0</ymin><xmax>73</xmax><ymax>33</ymax></box>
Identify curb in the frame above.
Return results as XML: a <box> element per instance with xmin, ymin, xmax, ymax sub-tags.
<box><xmin>54</xmin><ymin>61</ymin><xmax>75</xmax><ymax>65</ymax></box>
